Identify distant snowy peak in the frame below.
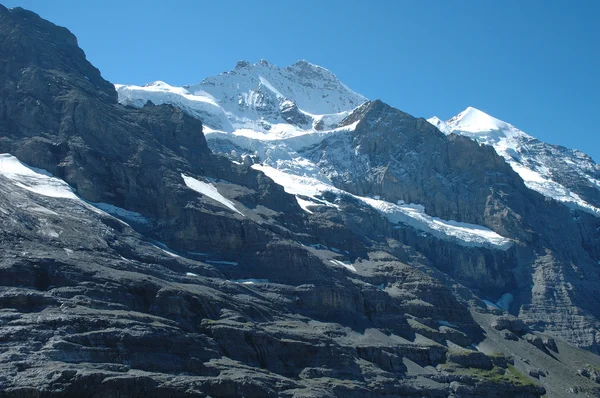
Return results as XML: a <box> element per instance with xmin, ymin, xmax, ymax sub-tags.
<box><xmin>428</xmin><ymin>107</ymin><xmax>600</xmax><ymax>217</ymax></box>
<box><xmin>446</xmin><ymin>106</ymin><xmax>511</xmax><ymax>133</ymax></box>
<box><xmin>116</xmin><ymin>59</ymin><xmax>366</xmax><ymax>132</ymax></box>
<box><xmin>189</xmin><ymin>59</ymin><xmax>367</xmax><ymax>115</ymax></box>
<box><xmin>430</xmin><ymin>107</ymin><xmax>532</xmax><ymax>141</ymax></box>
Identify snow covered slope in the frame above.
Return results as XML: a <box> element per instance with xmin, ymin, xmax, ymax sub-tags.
<box><xmin>115</xmin><ymin>81</ymin><xmax>233</xmax><ymax>131</ymax></box>
<box><xmin>429</xmin><ymin>107</ymin><xmax>600</xmax><ymax>216</ymax></box>
<box><xmin>253</xmin><ymin>163</ymin><xmax>513</xmax><ymax>250</ymax></box>
<box><xmin>116</xmin><ymin>60</ymin><xmax>366</xmax><ymax>133</ymax></box>
<box><xmin>0</xmin><ymin>154</ymin><xmax>150</xmax><ymax>225</ymax></box>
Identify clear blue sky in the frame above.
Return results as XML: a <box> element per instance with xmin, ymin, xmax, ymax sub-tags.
<box><xmin>4</xmin><ymin>0</ymin><xmax>599</xmax><ymax>161</ymax></box>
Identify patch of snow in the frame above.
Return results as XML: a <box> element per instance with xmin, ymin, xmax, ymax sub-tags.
<box><xmin>427</xmin><ymin>116</ymin><xmax>450</xmax><ymax>134</ymax></box>
<box><xmin>329</xmin><ymin>259</ymin><xmax>357</xmax><ymax>272</ymax></box>
<box><xmin>88</xmin><ymin>202</ymin><xmax>150</xmax><ymax>225</ymax></box>
<box><xmin>230</xmin><ymin>278</ymin><xmax>269</xmax><ymax>284</ymax></box>
<box><xmin>0</xmin><ymin>154</ymin><xmax>78</xmax><ymax>199</ymax></box>
<box><xmin>150</xmin><ymin>240</ymin><xmax>182</xmax><ymax>258</ymax></box>
<box><xmin>438</xmin><ymin>320</ymin><xmax>458</xmax><ymax>328</ymax></box>
<box><xmin>446</xmin><ymin>106</ymin><xmax>509</xmax><ymax>133</ymax></box>
<box><xmin>253</xmin><ymin>163</ymin><xmax>513</xmax><ymax>250</ymax></box>
<box><xmin>181</xmin><ymin>174</ymin><xmax>243</xmax><ymax>215</ymax></box>
<box><xmin>186</xmin><ymin>272</ymin><xmax>199</xmax><ymax>277</ymax></box>
<box><xmin>482</xmin><ymin>300</ymin><xmax>501</xmax><ymax>310</ymax></box>
<box><xmin>495</xmin><ymin>293</ymin><xmax>514</xmax><ymax>311</ymax></box>
<box><xmin>296</xmin><ymin>196</ymin><xmax>316</xmax><ymax>213</ymax></box>
<box><xmin>258</xmin><ymin>75</ymin><xmax>284</xmax><ymax>98</ymax></box>
<box><xmin>0</xmin><ymin>154</ymin><xmax>152</xmax><ymax>230</ymax></box>
<box><xmin>363</xmin><ymin>197</ymin><xmax>513</xmax><ymax>250</ymax></box>
<box><xmin>115</xmin><ymin>81</ymin><xmax>233</xmax><ymax>131</ymax></box>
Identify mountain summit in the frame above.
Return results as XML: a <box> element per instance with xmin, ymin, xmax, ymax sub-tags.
<box><xmin>117</xmin><ymin>59</ymin><xmax>366</xmax><ymax>133</ymax></box>
<box><xmin>429</xmin><ymin>108</ymin><xmax>600</xmax><ymax>216</ymax></box>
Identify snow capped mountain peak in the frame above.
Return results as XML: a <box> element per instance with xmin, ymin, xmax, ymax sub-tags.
<box><xmin>117</xmin><ymin>60</ymin><xmax>367</xmax><ymax>133</ymax></box>
<box><xmin>286</xmin><ymin>59</ymin><xmax>335</xmax><ymax>78</ymax></box>
<box><xmin>429</xmin><ymin>107</ymin><xmax>532</xmax><ymax>142</ymax></box>
<box><xmin>446</xmin><ymin>106</ymin><xmax>510</xmax><ymax>133</ymax></box>
<box><xmin>191</xmin><ymin>59</ymin><xmax>366</xmax><ymax>116</ymax></box>
<box><xmin>428</xmin><ymin>108</ymin><xmax>600</xmax><ymax>217</ymax></box>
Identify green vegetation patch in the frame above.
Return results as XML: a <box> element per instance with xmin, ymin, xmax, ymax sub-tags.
<box><xmin>440</xmin><ymin>362</ymin><xmax>537</xmax><ymax>387</ymax></box>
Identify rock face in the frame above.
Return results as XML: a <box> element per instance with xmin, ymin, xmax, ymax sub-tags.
<box><xmin>304</xmin><ymin>100</ymin><xmax>600</xmax><ymax>352</ymax></box>
<box><xmin>0</xmin><ymin>5</ymin><xmax>599</xmax><ymax>398</ymax></box>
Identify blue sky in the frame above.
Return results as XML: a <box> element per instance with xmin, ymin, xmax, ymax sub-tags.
<box><xmin>4</xmin><ymin>0</ymin><xmax>599</xmax><ymax>161</ymax></box>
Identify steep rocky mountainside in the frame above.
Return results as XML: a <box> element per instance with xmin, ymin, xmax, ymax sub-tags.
<box><xmin>117</xmin><ymin>57</ymin><xmax>600</xmax><ymax>355</ymax></box>
<box><xmin>2</xmin><ymin>5</ymin><xmax>600</xmax><ymax>398</ymax></box>
<box><xmin>429</xmin><ymin>107</ymin><xmax>600</xmax><ymax>217</ymax></box>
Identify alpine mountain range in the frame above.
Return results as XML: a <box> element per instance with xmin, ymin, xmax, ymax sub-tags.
<box><xmin>1</xmin><ymin>5</ymin><xmax>600</xmax><ymax>398</ymax></box>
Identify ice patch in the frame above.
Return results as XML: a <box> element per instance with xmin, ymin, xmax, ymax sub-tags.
<box><xmin>482</xmin><ymin>293</ymin><xmax>513</xmax><ymax>311</ymax></box>
<box><xmin>88</xmin><ymin>202</ymin><xmax>150</xmax><ymax>225</ymax></box>
<box><xmin>115</xmin><ymin>82</ymin><xmax>233</xmax><ymax>131</ymax></box>
<box><xmin>438</xmin><ymin>320</ymin><xmax>458</xmax><ymax>328</ymax></box>
<box><xmin>181</xmin><ymin>174</ymin><xmax>243</xmax><ymax>215</ymax></box>
<box><xmin>253</xmin><ymin>163</ymin><xmax>512</xmax><ymax>250</ymax></box>
<box><xmin>230</xmin><ymin>279</ymin><xmax>269</xmax><ymax>284</ymax></box>
<box><xmin>329</xmin><ymin>259</ymin><xmax>357</xmax><ymax>272</ymax></box>
<box><xmin>482</xmin><ymin>300</ymin><xmax>501</xmax><ymax>310</ymax></box>
<box><xmin>495</xmin><ymin>293</ymin><xmax>514</xmax><ymax>311</ymax></box>
<box><xmin>371</xmin><ymin>198</ymin><xmax>514</xmax><ymax>250</ymax></box>
<box><xmin>0</xmin><ymin>154</ymin><xmax>152</xmax><ymax>229</ymax></box>
<box><xmin>296</xmin><ymin>196</ymin><xmax>316</xmax><ymax>213</ymax></box>
<box><xmin>0</xmin><ymin>154</ymin><xmax>78</xmax><ymax>199</ymax></box>
<box><xmin>150</xmin><ymin>240</ymin><xmax>182</xmax><ymax>258</ymax></box>
<box><xmin>186</xmin><ymin>272</ymin><xmax>199</xmax><ymax>277</ymax></box>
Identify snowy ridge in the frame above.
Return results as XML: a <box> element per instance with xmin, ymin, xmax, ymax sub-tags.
<box><xmin>115</xmin><ymin>81</ymin><xmax>233</xmax><ymax>131</ymax></box>
<box><xmin>116</xmin><ymin>59</ymin><xmax>366</xmax><ymax>133</ymax></box>
<box><xmin>428</xmin><ymin>107</ymin><xmax>600</xmax><ymax>217</ymax></box>
<box><xmin>253</xmin><ymin>163</ymin><xmax>513</xmax><ymax>250</ymax></box>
